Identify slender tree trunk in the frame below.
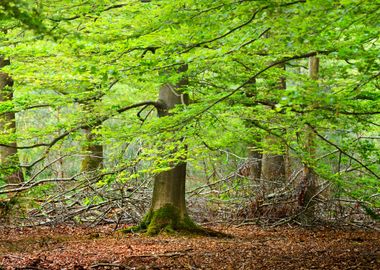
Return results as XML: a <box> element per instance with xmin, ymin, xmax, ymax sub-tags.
<box><xmin>0</xmin><ymin>57</ymin><xmax>23</xmax><ymax>184</ymax></box>
<box><xmin>298</xmin><ymin>56</ymin><xmax>319</xmax><ymax>222</ymax></box>
<box><xmin>261</xmin><ymin>66</ymin><xmax>286</xmax><ymax>187</ymax></box>
<box><xmin>247</xmin><ymin>147</ymin><xmax>262</xmax><ymax>181</ymax></box>
<box><xmin>244</xmin><ymin>79</ymin><xmax>263</xmax><ymax>182</ymax></box>
<box><xmin>80</xmin><ymin>126</ymin><xmax>103</xmax><ymax>173</ymax></box>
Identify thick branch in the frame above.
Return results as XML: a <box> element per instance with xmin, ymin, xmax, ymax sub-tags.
<box><xmin>116</xmin><ymin>100</ymin><xmax>164</xmax><ymax>114</ymax></box>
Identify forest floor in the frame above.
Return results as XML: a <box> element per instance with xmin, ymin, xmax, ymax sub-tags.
<box><xmin>0</xmin><ymin>224</ymin><xmax>379</xmax><ymax>269</ymax></box>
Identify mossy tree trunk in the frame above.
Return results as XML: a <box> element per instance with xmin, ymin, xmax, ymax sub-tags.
<box><xmin>129</xmin><ymin>66</ymin><xmax>199</xmax><ymax>235</ymax></box>
<box><xmin>152</xmin><ymin>83</ymin><xmax>188</xmax><ymax>218</ymax></box>
<box><xmin>80</xmin><ymin>126</ymin><xmax>103</xmax><ymax>173</ymax></box>
<box><xmin>0</xmin><ymin>57</ymin><xmax>23</xmax><ymax>184</ymax></box>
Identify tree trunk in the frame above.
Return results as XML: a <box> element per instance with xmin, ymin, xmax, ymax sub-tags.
<box><xmin>0</xmin><ymin>57</ymin><xmax>23</xmax><ymax>184</ymax></box>
<box><xmin>261</xmin><ymin>152</ymin><xmax>286</xmax><ymax>184</ymax></box>
<box><xmin>128</xmin><ymin>67</ymin><xmax>199</xmax><ymax>235</ymax></box>
<box><xmin>261</xmin><ymin>65</ymin><xmax>286</xmax><ymax>187</ymax></box>
<box><xmin>248</xmin><ymin>148</ymin><xmax>262</xmax><ymax>182</ymax></box>
<box><xmin>244</xmin><ymin>79</ymin><xmax>263</xmax><ymax>183</ymax></box>
<box><xmin>298</xmin><ymin>56</ymin><xmax>319</xmax><ymax>222</ymax></box>
<box><xmin>80</xmin><ymin>127</ymin><xmax>103</xmax><ymax>173</ymax></box>
<box><xmin>150</xmin><ymin>82</ymin><xmax>189</xmax><ymax>215</ymax></box>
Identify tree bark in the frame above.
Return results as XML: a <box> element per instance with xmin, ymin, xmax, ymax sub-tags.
<box><xmin>151</xmin><ymin>83</ymin><xmax>189</xmax><ymax>216</ymax></box>
<box><xmin>244</xmin><ymin>78</ymin><xmax>263</xmax><ymax>182</ymax></box>
<box><xmin>261</xmin><ymin>152</ymin><xmax>286</xmax><ymax>184</ymax></box>
<box><xmin>0</xmin><ymin>57</ymin><xmax>23</xmax><ymax>184</ymax></box>
<box><xmin>128</xmin><ymin>66</ymin><xmax>199</xmax><ymax>235</ymax></box>
<box><xmin>298</xmin><ymin>56</ymin><xmax>319</xmax><ymax>222</ymax></box>
<box><xmin>248</xmin><ymin>148</ymin><xmax>262</xmax><ymax>182</ymax></box>
<box><xmin>261</xmin><ymin>65</ymin><xmax>286</xmax><ymax>186</ymax></box>
<box><xmin>80</xmin><ymin>127</ymin><xmax>103</xmax><ymax>173</ymax></box>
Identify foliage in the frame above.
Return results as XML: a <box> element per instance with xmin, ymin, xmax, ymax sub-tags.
<box><xmin>0</xmin><ymin>0</ymin><xmax>379</xmax><ymax>224</ymax></box>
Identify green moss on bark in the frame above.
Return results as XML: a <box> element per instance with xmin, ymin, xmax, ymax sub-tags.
<box><xmin>122</xmin><ymin>204</ymin><xmax>200</xmax><ymax>235</ymax></box>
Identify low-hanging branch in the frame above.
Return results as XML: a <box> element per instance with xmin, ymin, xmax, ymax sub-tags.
<box><xmin>0</xmin><ymin>173</ymin><xmax>82</xmax><ymax>195</ymax></box>
<box><xmin>0</xmin><ymin>162</ymin><xmax>136</xmax><ymax>195</ymax></box>
<box><xmin>0</xmin><ymin>104</ymin><xmax>51</xmax><ymax>117</ymax></box>
<box><xmin>0</xmin><ymin>100</ymin><xmax>164</xmax><ymax>150</ymax></box>
<box><xmin>1</xmin><ymin>99</ymin><xmax>164</xmax><ymax>173</ymax></box>
<box><xmin>0</xmin><ymin>80</ymin><xmax>118</xmax><ymax>116</ymax></box>
<box><xmin>307</xmin><ymin>123</ymin><xmax>380</xmax><ymax>180</ymax></box>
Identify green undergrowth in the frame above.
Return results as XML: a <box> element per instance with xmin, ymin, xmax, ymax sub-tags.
<box><xmin>121</xmin><ymin>204</ymin><xmax>230</xmax><ymax>237</ymax></box>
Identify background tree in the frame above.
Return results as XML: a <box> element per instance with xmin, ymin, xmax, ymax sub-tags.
<box><xmin>296</xmin><ymin>56</ymin><xmax>320</xmax><ymax>223</ymax></box>
<box><xmin>260</xmin><ymin>65</ymin><xmax>287</xmax><ymax>188</ymax></box>
<box><xmin>0</xmin><ymin>56</ymin><xmax>23</xmax><ymax>184</ymax></box>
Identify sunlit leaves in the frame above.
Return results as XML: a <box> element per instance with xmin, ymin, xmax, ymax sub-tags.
<box><xmin>0</xmin><ymin>0</ymin><xmax>378</xmax><ymax>209</ymax></box>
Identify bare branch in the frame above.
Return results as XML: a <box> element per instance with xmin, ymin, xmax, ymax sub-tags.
<box><xmin>308</xmin><ymin>123</ymin><xmax>380</xmax><ymax>179</ymax></box>
<box><xmin>0</xmin><ymin>174</ymin><xmax>81</xmax><ymax>195</ymax></box>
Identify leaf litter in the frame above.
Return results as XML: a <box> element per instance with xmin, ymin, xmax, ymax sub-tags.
<box><xmin>0</xmin><ymin>225</ymin><xmax>379</xmax><ymax>269</ymax></box>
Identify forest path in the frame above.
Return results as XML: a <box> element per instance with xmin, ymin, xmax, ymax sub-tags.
<box><xmin>0</xmin><ymin>224</ymin><xmax>379</xmax><ymax>269</ymax></box>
